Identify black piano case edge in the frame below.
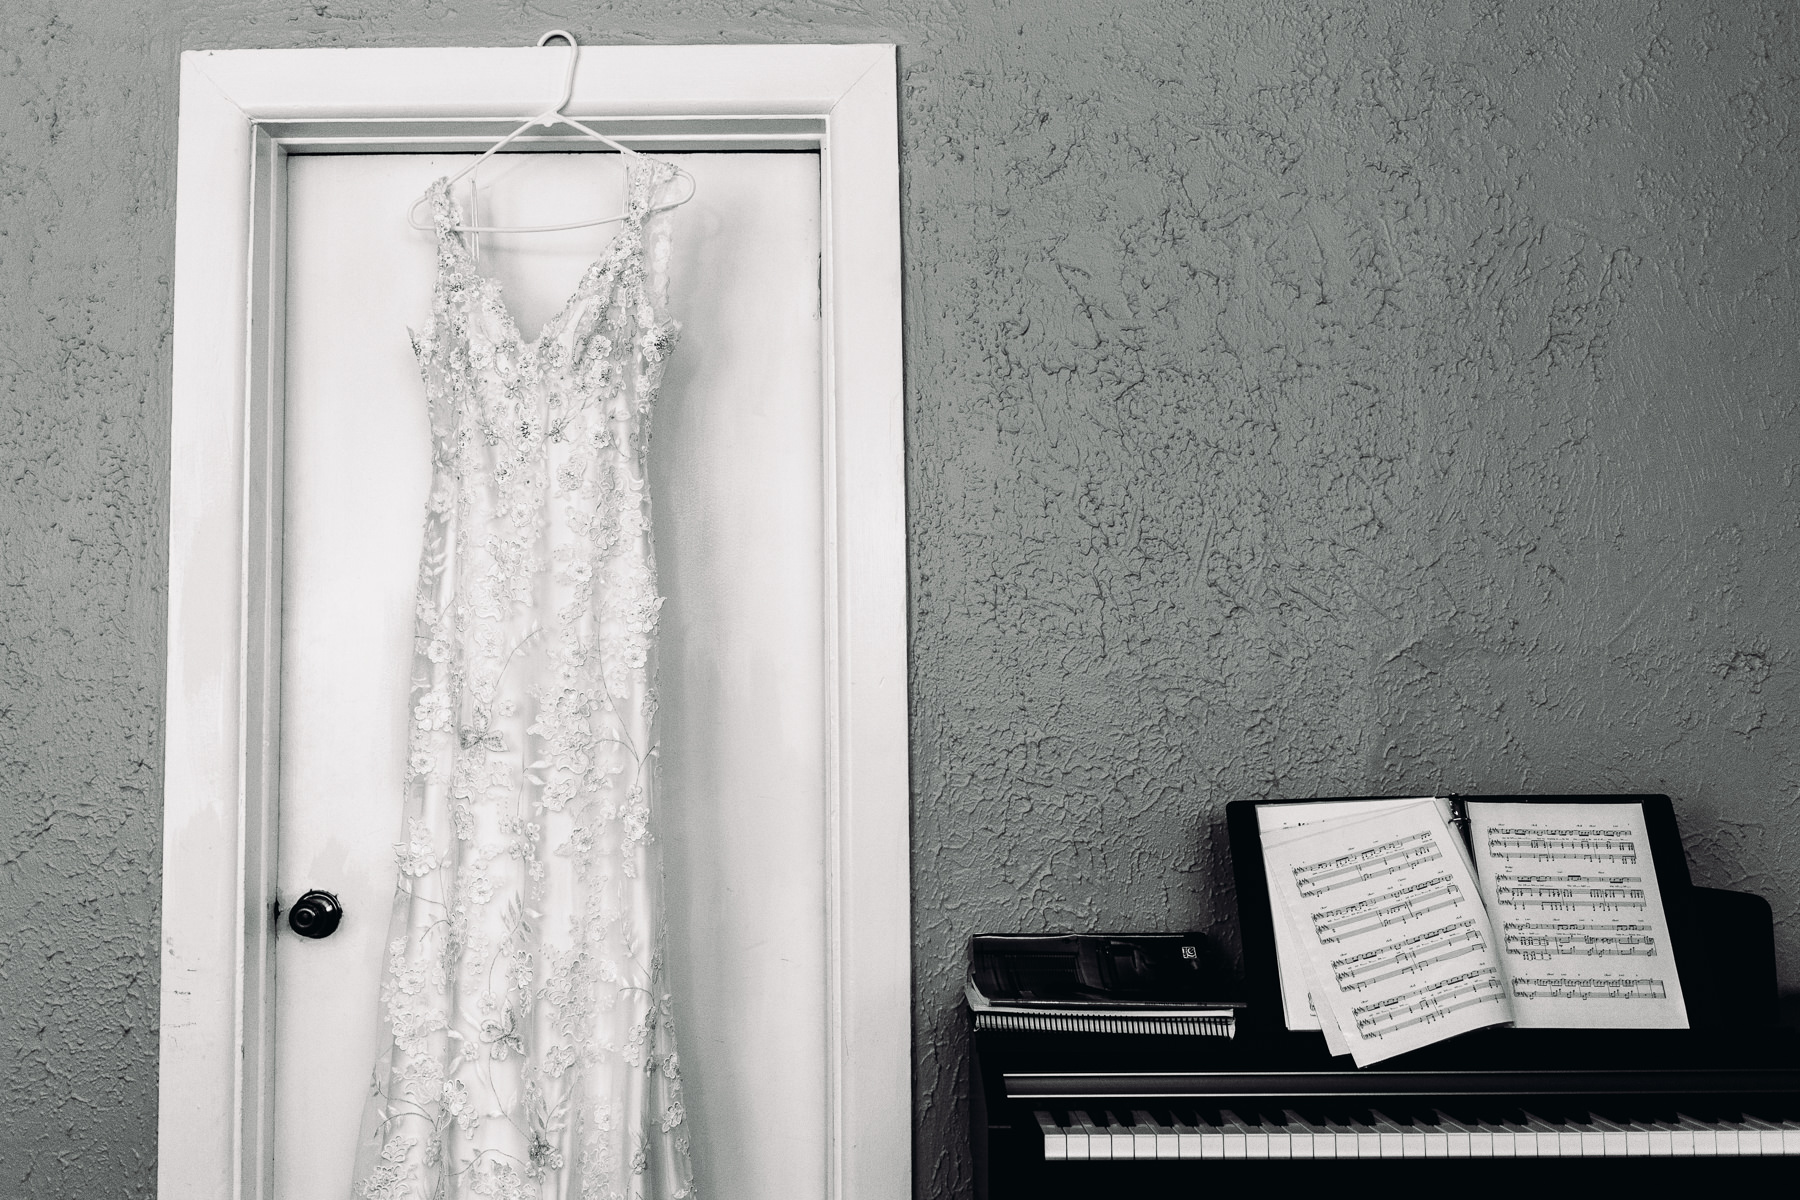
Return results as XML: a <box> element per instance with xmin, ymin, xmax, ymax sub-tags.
<box><xmin>1224</xmin><ymin>792</ymin><xmax>1777</xmax><ymax>1044</ymax></box>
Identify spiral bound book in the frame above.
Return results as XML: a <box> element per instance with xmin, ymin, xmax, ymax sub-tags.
<box><xmin>966</xmin><ymin>933</ymin><xmax>1243</xmax><ymax>1038</ymax></box>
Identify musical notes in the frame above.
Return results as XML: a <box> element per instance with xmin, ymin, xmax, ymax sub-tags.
<box><xmin>1332</xmin><ymin>921</ymin><xmax>1488</xmax><ymax>990</ymax></box>
<box><xmin>1494</xmin><ymin>876</ymin><xmax>1649</xmax><ymax>912</ymax></box>
<box><xmin>1508</xmin><ymin>977</ymin><xmax>1669</xmax><ymax>1002</ymax></box>
<box><xmin>1486</xmin><ymin>827</ymin><xmax>1638</xmax><ymax>865</ymax></box>
<box><xmin>1465</xmin><ymin>801</ymin><xmax>1687</xmax><ymax>1030</ymax></box>
<box><xmin>1293</xmin><ymin>832</ymin><xmax>1442</xmax><ymax>897</ymax></box>
<box><xmin>1353</xmin><ymin>969</ymin><xmax>1509</xmax><ymax>1036</ymax></box>
<box><xmin>1261</xmin><ymin>799</ymin><xmax>1512</xmax><ymax>1066</ymax></box>
<box><xmin>1502</xmin><ymin>921</ymin><xmax>1657</xmax><ymax>960</ymax></box>
<box><xmin>1313</xmin><ymin>878</ymin><xmax>1464</xmax><ymax>942</ymax></box>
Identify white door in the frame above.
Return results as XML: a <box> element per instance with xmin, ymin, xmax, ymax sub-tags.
<box><xmin>275</xmin><ymin>152</ymin><xmax>827</xmax><ymax>1198</ymax></box>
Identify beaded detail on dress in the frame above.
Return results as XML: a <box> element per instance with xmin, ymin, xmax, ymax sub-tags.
<box><xmin>353</xmin><ymin>155</ymin><xmax>695</xmax><ymax>1200</ymax></box>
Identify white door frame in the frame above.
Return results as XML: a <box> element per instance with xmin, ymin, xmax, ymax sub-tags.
<box><xmin>158</xmin><ymin>43</ymin><xmax>908</xmax><ymax>1200</ymax></box>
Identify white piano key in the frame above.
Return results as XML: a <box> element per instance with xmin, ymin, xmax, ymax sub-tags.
<box><xmin>1122</xmin><ymin>1111</ymin><xmax>1149</xmax><ymax>1159</ymax></box>
<box><xmin>1432</xmin><ymin>1110</ymin><xmax>1472</xmax><ymax>1157</ymax></box>
<box><xmin>1192</xmin><ymin>1112</ymin><xmax>1226</xmax><ymax>1160</ymax></box>
<box><xmin>1346</xmin><ymin>1117</ymin><xmax>1384</xmax><ymax>1159</ymax></box>
<box><xmin>1736</xmin><ymin>1116</ymin><xmax>1780</xmax><ymax>1156</ymax></box>
<box><xmin>1776</xmin><ymin>1117</ymin><xmax>1800</xmax><ymax>1155</ymax></box>
<box><xmin>1367</xmin><ymin>1112</ymin><xmax>1404</xmax><ymax>1159</ymax></box>
<box><xmin>1075</xmin><ymin>1111</ymin><xmax>1108</xmax><ymax>1160</ymax></box>
<box><xmin>1243</xmin><ymin>1114</ymin><xmax>1273</xmax><ymax>1159</ymax></box>
<box><xmin>1170</xmin><ymin>1113</ymin><xmax>1203</xmax><ymax>1160</ymax></box>
<box><xmin>1590</xmin><ymin>1115</ymin><xmax>1632</xmax><ymax>1156</ymax></box>
<box><xmin>1065</xmin><ymin>1115</ymin><xmax>1094</xmax><ymax>1158</ymax></box>
<box><xmin>1281</xmin><ymin>1110</ymin><xmax>1316</xmax><ymax>1159</ymax></box>
<box><xmin>1132</xmin><ymin>1110</ymin><xmax>1178</xmax><ymax>1160</ymax></box>
<box><xmin>1520</xmin><ymin>1113</ymin><xmax>1561</xmax><ymax>1157</ymax></box>
<box><xmin>1222</xmin><ymin>1111</ymin><xmax>1270</xmax><ymax>1159</ymax></box>
<box><xmin>1640</xmin><ymin>1119</ymin><xmax>1675</xmax><ymax>1157</ymax></box>
<box><xmin>1249</xmin><ymin>1113</ymin><xmax>1274</xmax><ymax>1159</ymax></box>
<box><xmin>1719</xmin><ymin>1117</ymin><xmax>1755</xmax><ymax>1156</ymax></box>
<box><xmin>1677</xmin><ymin>1114</ymin><xmax>1716</xmax><ymax>1156</ymax></box>
<box><xmin>1666</xmin><ymin>1118</ymin><xmax>1695</xmax><ymax>1157</ymax></box>
<box><xmin>1498</xmin><ymin>1118</ymin><xmax>1532</xmax><ymax>1157</ymax></box>
<box><xmin>1536</xmin><ymin>1112</ymin><xmax>1581</xmax><ymax>1157</ymax></box>
<box><xmin>1091</xmin><ymin>1112</ymin><xmax>1118</xmax><ymax>1159</ymax></box>
<box><xmin>1616</xmin><ymin>1120</ymin><xmax>1652</xmax><ymax>1157</ymax></box>
<box><xmin>1035</xmin><ymin>1111</ymin><xmax>1067</xmax><ymax>1161</ymax></box>
<box><xmin>1570</xmin><ymin>1116</ymin><xmax>1606</xmax><ymax>1157</ymax></box>
<box><xmin>1322</xmin><ymin>1118</ymin><xmax>1358</xmax><ymax>1159</ymax></box>
<box><xmin>1103</xmin><ymin>1112</ymin><xmax>1135</xmax><ymax>1159</ymax></box>
<box><xmin>1265</xmin><ymin>1117</ymin><xmax>1292</xmax><ymax>1159</ymax></box>
<box><xmin>1370</xmin><ymin>1110</ymin><xmax>1421</xmax><ymax>1158</ymax></box>
<box><xmin>1217</xmin><ymin>1111</ymin><xmax>1248</xmax><ymax>1159</ymax></box>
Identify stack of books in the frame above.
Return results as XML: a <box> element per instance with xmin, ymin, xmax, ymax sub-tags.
<box><xmin>965</xmin><ymin>933</ymin><xmax>1243</xmax><ymax>1038</ymax></box>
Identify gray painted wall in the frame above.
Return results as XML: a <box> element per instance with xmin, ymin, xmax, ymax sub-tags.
<box><xmin>1</xmin><ymin>1</ymin><xmax>1795</xmax><ymax>1195</ymax></box>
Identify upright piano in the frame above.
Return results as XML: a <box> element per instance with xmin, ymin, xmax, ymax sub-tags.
<box><xmin>971</xmin><ymin>795</ymin><xmax>1800</xmax><ymax>1193</ymax></box>
<box><xmin>972</xmin><ymin>1021</ymin><xmax>1800</xmax><ymax>1194</ymax></box>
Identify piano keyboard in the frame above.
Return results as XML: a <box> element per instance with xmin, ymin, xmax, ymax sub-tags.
<box><xmin>1033</xmin><ymin>1105</ymin><xmax>1800</xmax><ymax>1159</ymax></box>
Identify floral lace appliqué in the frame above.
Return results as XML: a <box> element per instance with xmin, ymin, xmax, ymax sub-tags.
<box><xmin>352</xmin><ymin>155</ymin><xmax>696</xmax><ymax>1200</ymax></box>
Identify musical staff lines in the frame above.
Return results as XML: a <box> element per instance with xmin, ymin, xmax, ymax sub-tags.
<box><xmin>1486</xmin><ymin>825</ymin><xmax>1637</xmax><ymax>865</ymax></box>
<box><xmin>1509</xmin><ymin>977</ymin><xmax>1669</xmax><ymax>1002</ymax></box>
<box><xmin>1502</xmin><ymin>921</ymin><xmax>1657</xmax><ymax>960</ymax></box>
<box><xmin>1292</xmin><ymin>831</ymin><xmax>1441</xmax><ymax>898</ymax></box>
<box><xmin>1310</xmin><ymin>877</ymin><xmax>1463</xmax><ymax>943</ymax></box>
<box><xmin>1494</xmin><ymin>875</ymin><xmax>1647</xmax><ymax>913</ymax></box>
<box><xmin>1353</xmin><ymin>967</ymin><xmax>1508</xmax><ymax>1037</ymax></box>
<box><xmin>1332</xmin><ymin>921</ymin><xmax>1488</xmax><ymax>992</ymax></box>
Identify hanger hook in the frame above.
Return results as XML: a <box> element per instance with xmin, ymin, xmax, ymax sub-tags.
<box><xmin>537</xmin><ymin>30</ymin><xmax>579</xmax><ymax>117</ymax></box>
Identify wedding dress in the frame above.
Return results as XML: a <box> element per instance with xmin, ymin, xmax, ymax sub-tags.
<box><xmin>354</xmin><ymin>156</ymin><xmax>696</xmax><ymax>1200</ymax></box>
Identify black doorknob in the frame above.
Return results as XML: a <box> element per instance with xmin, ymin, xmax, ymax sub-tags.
<box><xmin>288</xmin><ymin>889</ymin><xmax>343</xmax><ymax>939</ymax></box>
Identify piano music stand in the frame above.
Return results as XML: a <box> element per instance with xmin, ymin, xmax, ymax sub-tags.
<box><xmin>1225</xmin><ymin>793</ymin><xmax>1708</xmax><ymax>1038</ymax></box>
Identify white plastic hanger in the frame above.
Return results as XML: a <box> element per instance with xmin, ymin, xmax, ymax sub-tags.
<box><xmin>407</xmin><ymin>30</ymin><xmax>695</xmax><ymax>236</ymax></box>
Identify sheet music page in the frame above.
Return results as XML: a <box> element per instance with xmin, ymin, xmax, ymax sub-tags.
<box><xmin>1257</xmin><ymin>797</ymin><xmax>1462</xmax><ymax>1032</ymax></box>
<box><xmin>1265</xmin><ymin>869</ymin><xmax>1354</xmax><ymax>1054</ymax></box>
<box><xmin>1261</xmin><ymin>799</ymin><xmax>1513</xmax><ymax>1065</ymax></box>
<box><xmin>1466</xmin><ymin>801</ymin><xmax>1688</xmax><ymax>1029</ymax></box>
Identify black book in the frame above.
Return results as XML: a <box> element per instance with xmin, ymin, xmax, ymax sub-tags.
<box><xmin>965</xmin><ymin>933</ymin><xmax>1244</xmax><ymax>1037</ymax></box>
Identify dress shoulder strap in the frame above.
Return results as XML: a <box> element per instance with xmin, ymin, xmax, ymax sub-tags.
<box><xmin>419</xmin><ymin>178</ymin><xmax>480</xmax><ymax>274</ymax></box>
<box><xmin>625</xmin><ymin>156</ymin><xmax>680</xmax><ymax>222</ymax></box>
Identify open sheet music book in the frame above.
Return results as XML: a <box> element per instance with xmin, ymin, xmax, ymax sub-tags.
<box><xmin>1257</xmin><ymin>796</ymin><xmax>1689</xmax><ymax>1066</ymax></box>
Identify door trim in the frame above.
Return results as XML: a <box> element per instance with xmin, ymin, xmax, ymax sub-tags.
<box><xmin>159</xmin><ymin>43</ymin><xmax>907</xmax><ymax>1200</ymax></box>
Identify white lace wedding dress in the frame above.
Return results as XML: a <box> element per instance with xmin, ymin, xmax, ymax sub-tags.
<box><xmin>353</xmin><ymin>156</ymin><xmax>696</xmax><ymax>1200</ymax></box>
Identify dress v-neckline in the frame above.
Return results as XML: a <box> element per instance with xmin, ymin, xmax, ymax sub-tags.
<box><xmin>424</xmin><ymin>171</ymin><xmax>644</xmax><ymax>350</ymax></box>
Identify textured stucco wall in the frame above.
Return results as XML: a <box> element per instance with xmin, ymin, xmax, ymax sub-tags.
<box><xmin>1</xmin><ymin>1</ymin><xmax>1796</xmax><ymax>1196</ymax></box>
